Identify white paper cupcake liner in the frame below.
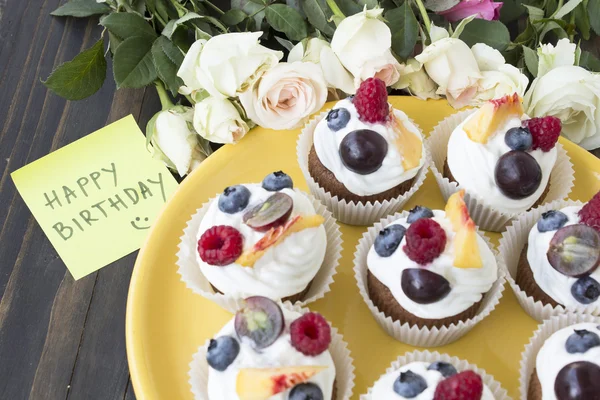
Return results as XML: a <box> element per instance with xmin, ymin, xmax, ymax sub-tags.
<box><xmin>353</xmin><ymin>210</ymin><xmax>506</xmax><ymax>347</ymax></box>
<box><xmin>360</xmin><ymin>350</ymin><xmax>511</xmax><ymax>400</ymax></box>
<box><xmin>519</xmin><ymin>313</ymin><xmax>600</xmax><ymax>400</ymax></box>
<box><xmin>297</xmin><ymin>111</ymin><xmax>431</xmax><ymax>226</ymax></box>
<box><xmin>188</xmin><ymin>303</ymin><xmax>355</xmax><ymax>400</ymax></box>
<box><xmin>427</xmin><ymin>110</ymin><xmax>575</xmax><ymax>232</ymax></box>
<box><xmin>176</xmin><ymin>189</ymin><xmax>343</xmax><ymax>313</ymax></box>
<box><xmin>498</xmin><ymin>199</ymin><xmax>600</xmax><ymax>322</ymax></box>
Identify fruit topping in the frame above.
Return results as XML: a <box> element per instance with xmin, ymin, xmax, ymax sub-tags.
<box><xmin>339</xmin><ymin>129</ymin><xmax>388</xmax><ymax>175</ymax></box>
<box><xmin>243</xmin><ymin>193</ymin><xmax>293</xmax><ymax>232</ymax></box>
<box><xmin>554</xmin><ymin>362</ymin><xmax>600</xmax><ymax>400</ymax></box>
<box><xmin>218</xmin><ymin>185</ymin><xmax>251</xmax><ymax>214</ymax></box>
<box><xmin>407</xmin><ymin>206</ymin><xmax>434</xmax><ymax>223</ymax></box>
<box><xmin>236</xmin><ymin>366</ymin><xmax>327</xmax><ymax>400</ymax></box>
<box><xmin>445</xmin><ymin>190</ymin><xmax>483</xmax><ymax>269</ymax></box>
<box><xmin>235</xmin><ymin>296</ymin><xmax>284</xmax><ymax>349</ymax></box>
<box><xmin>494</xmin><ymin>151</ymin><xmax>542</xmax><ymax>199</ymax></box>
<box><xmin>289</xmin><ymin>383</ymin><xmax>324</xmax><ymax>400</ymax></box>
<box><xmin>393</xmin><ymin>370</ymin><xmax>428</xmax><ymax>398</ymax></box>
<box><xmin>571</xmin><ymin>276</ymin><xmax>600</xmax><ymax>305</ymax></box>
<box><xmin>428</xmin><ymin>362</ymin><xmax>458</xmax><ymax>378</ymax></box>
<box><xmin>505</xmin><ymin>126</ymin><xmax>532</xmax><ymax>151</ymax></box>
<box><xmin>390</xmin><ymin>112</ymin><xmax>423</xmax><ymax>171</ymax></box>
<box><xmin>578</xmin><ymin>191</ymin><xmax>600</xmax><ymax>233</ymax></box>
<box><xmin>290</xmin><ymin>312</ymin><xmax>331</xmax><ymax>356</ymax></box>
<box><xmin>262</xmin><ymin>171</ymin><xmax>293</xmax><ymax>191</ymax></box>
<box><xmin>326</xmin><ymin>108</ymin><xmax>351</xmax><ymax>132</ymax></box>
<box><xmin>565</xmin><ymin>329</ymin><xmax>600</xmax><ymax>354</ymax></box>
<box><xmin>206</xmin><ymin>336</ymin><xmax>240</xmax><ymax>371</ymax></box>
<box><xmin>464</xmin><ymin>93</ymin><xmax>523</xmax><ymax>144</ymax></box>
<box><xmin>401</xmin><ymin>268</ymin><xmax>452</xmax><ymax>304</ymax></box>
<box><xmin>433</xmin><ymin>370</ymin><xmax>483</xmax><ymax>400</ymax></box>
<box><xmin>538</xmin><ymin>210</ymin><xmax>569</xmax><ymax>233</ymax></box>
<box><xmin>547</xmin><ymin>224</ymin><xmax>600</xmax><ymax>277</ymax></box>
<box><xmin>374</xmin><ymin>224</ymin><xmax>406</xmax><ymax>257</ymax></box>
<box><xmin>524</xmin><ymin>116</ymin><xmax>562</xmax><ymax>152</ymax></box>
<box><xmin>237</xmin><ymin>215</ymin><xmax>324</xmax><ymax>267</ymax></box>
<box><xmin>403</xmin><ymin>219</ymin><xmax>447</xmax><ymax>265</ymax></box>
<box><xmin>198</xmin><ymin>225</ymin><xmax>244</xmax><ymax>266</ymax></box>
<box><xmin>353</xmin><ymin>77</ymin><xmax>389</xmax><ymax>123</ymax></box>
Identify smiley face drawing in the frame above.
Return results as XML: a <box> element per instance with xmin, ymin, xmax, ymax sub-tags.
<box><xmin>131</xmin><ymin>217</ymin><xmax>151</xmax><ymax>230</ymax></box>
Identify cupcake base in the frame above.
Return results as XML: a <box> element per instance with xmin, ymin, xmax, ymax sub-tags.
<box><xmin>209</xmin><ymin>280</ymin><xmax>314</xmax><ymax>304</ymax></box>
<box><xmin>527</xmin><ymin>370</ymin><xmax>541</xmax><ymax>400</ymax></box>
<box><xmin>308</xmin><ymin>145</ymin><xmax>415</xmax><ymax>204</ymax></box>
<box><xmin>515</xmin><ymin>244</ymin><xmax>561</xmax><ymax>308</ymax></box>
<box><xmin>367</xmin><ymin>270</ymin><xmax>483</xmax><ymax>329</ymax></box>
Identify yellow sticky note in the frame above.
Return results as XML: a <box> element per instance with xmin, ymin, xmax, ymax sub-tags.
<box><xmin>11</xmin><ymin>115</ymin><xmax>179</xmax><ymax>280</ymax></box>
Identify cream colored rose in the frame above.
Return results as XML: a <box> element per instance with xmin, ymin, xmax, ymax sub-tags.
<box><xmin>177</xmin><ymin>32</ymin><xmax>283</xmax><ymax>99</ymax></box>
<box><xmin>193</xmin><ymin>97</ymin><xmax>249</xmax><ymax>144</ymax></box>
<box><xmin>537</xmin><ymin>38</ymin><xmax>576</xmax><ymax>77</ymax></box>
<box><xmin>394</xmin><ymin>58</ymin><xmax>439</xmax><ymax>100</ymax></box>
<box><xmin>239</xmin><ymin>62</ymin><xmax>327</xmax><ymax>130</ymax></box>
<box><xmin>331</xmin><ymin>8</ymin><xmax>401</xmax><ymax>88</ymax></box>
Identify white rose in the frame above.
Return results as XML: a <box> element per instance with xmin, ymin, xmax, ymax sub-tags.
<box><xmin>177</xmin><ymin>32</ymin><xmax>283</xmax><ymax>98</ymax></box>
<box><xmin>393</xmin><ymin>58</ymin><xmax>440</xmax><ymax>100</ymax></box>
<box><xmin>538</xmin><ymin>38</ymin><xmax>576</xmax><ymax>77</ymax></box>
<box><xmin>524</xmin><ymin>66</ymin><xmax>600</xmax><ymax>150</ymax></box>
<box><xmin>193</xmin><ymin>97</ymin><xmax>250</xmax><ymax>144</ymax></box>
<box><xmin>415</xmin><ymin>36</ymin><xmax>482</xmax><ymax>108</ymax></box>
<box><xmin>289</xmin><ymin>38</ymin><xmax>355</xmax><ymax>94</ymax></box>
<box><xmin>331</xmin><ymin>8</ymin><xmax>401</xmax><ymax>88</ymax></box>
<box><xmin>149</xmin><ymin>107</ymin><xmax>210</xmax><ymax>177</ymax></box>
<box><xmin>470</xmin><ymin>43</ymin><xmax>529</xmax><ymax>105</ymax></box>
<box><xmin>239</xmin><ymin>62</ymin><xmax>327</xmax><ymax>130</ymax></box>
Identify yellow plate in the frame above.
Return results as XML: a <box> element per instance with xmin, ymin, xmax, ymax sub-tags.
<box><xmin>126</xmin><ymin>97</ymin><xmax>600</xmax><ymax>399</ymax></box>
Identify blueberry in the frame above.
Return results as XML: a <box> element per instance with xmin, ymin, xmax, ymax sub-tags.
<box><xmin>407</xmin><ymin>206</ymin><xmax>434</xmax><ymax>223</ymax></box>
<box><xmin>537</xmin><ymin>210</ymin><xmax>569</xmax><ymax>232</ymax></box>
<box><xmin>218</xmin><ymin>185</ymin><xmax>251</xmax><ymax>214</ymax></box>
<box><xmin>374</xmin><ymin>224</ymin><xmax>406</xmax><ymax>257</ymax></box>
<box><xmin>393</xmin><ymin>370</ymin><xmax>428</xmax><ymax>398</ymax></box>
<box><xmin>262</xmin><ymin>171</ymin><xmax>293</xmax><ymax>191</ymax></box>
<box><xmin>289</xmin><ymin>383</ymin><xmax>323</xmax><ymax>400</ymax></box>
<box><xmin>505</xmin><ymin>127</ymin><xmax>533</xmax><ymax>151</ymax></box>
<box><xmin>326</xmin><ymin>108</ymin><xmax>351</xmax><ymax>132</ymax></box>
<box><xmin>571</xmin><ymin>276</ymin><xmax>600</xmax><ymax>304</ymax></box>
<box><xmin>565</xmin><ymin>329</ymin><xmax>600</xmax><ymax>354</ymax></box>
<box><xmin>428</xmin><ymin>361</ymin><xmax>457</xmax><ymax>378</ymax></box>
<box><xmin>206</xmin><ymin>336</ymin><xmax>240</xmax><ymax>371</ymax></box>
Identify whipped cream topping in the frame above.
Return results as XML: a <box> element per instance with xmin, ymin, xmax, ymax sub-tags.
<box><xmin>207</xmin><ymin>308</ymin><xmax>336</xmax><ymax>400</ymax></box>
<box><xmin>367</xmin><ymin>211</ymin><xmax>498</xmax><ymax>319</ymax></box>
<box><xmin>370</xmin><ymin>361</ymin><xmax>495</xmax><ymax>399</ymax></box>
<box><xmin>536</xmin><ymin>323</ymin><xmax>600</xmax><ymax>400</ymax></box>
<box><xmin>313</xmin><ymin>98</ymin><xmax>425</xmax><ymax>196</ymax></box>
<box><xmin>447</xmin><ymin>112</ymin><xmax>557</xmax><ymax>214</ymax></box>
<box><xmin>196</xmin><ymin>184</ymin><xmax>327</xmax><ymax>300</ymax></box>
<box><xmin>527</xmin><ymin>206</ymin><xmax>600</xmax><ymax>308</ymax></box>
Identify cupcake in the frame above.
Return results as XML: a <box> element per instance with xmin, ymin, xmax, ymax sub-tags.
<box><xmin>189</xmin><ymin>297</ymin><xmax>355</xmax><ymax>400</ymax></box>
<box><xmin>299</xmin><ymin>77</ymin><xmax>428</xmax><ymax>225</ymax></box>
<box><xmin>177</xmin><ymin>171</ymin><xmax>343</xmax><ymax>311</ymax></box>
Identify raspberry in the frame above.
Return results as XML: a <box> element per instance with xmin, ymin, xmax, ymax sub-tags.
<box><xmin>579</xmin><ymin>191</ymin><xmax>600</xmax><ymax>233</ymax></box>
<box><xmin>434</xmin><ymin>370</ymin><xmax>483</xmax><ymax>400</ymax></box>
<box><xmin>403</xmin><ymin>218</ymin><xmax>447</xmax><ymax>265</ymax></box>
<box><xmin>523</xmin><ymin>116</ymin><xmax>561</xmax><ymax>152</ymax></box>
<box><xmin>290</xmin><ymin>312</ymin><xmax>331</xmax><ymax>356</ymax></box>
<box><xmin>197</xmin><ymin>225</ymin><xmax>243</xmax><ymax>266</ymax></box>
<box><xmin>353</xmin><ymin>77</ymin><xmax>389</xmax><ymax>123</ymax></box>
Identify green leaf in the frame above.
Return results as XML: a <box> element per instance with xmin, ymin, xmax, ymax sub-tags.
<box><xmin>113</xmin><ymin>36</ymin><xmax>157</xmax><ymax>89</ymax></box>
<box><xmin>51</xmin><ymin>0</ymin><xmax>110</xmax><ymax>17</ymax></box>
<box><xmin>265</xmin><ymin>4</ymin><xmax>307</xmax><ymax>41</ymax></box>
<box><xmin>423</xmin><ymin>0</ymin><xmax>459</xmax><ymax>12</ymax></box>
<box><xmin>100</xmin><ymin>13</ymin><xmax>157</xmax><ymax>40</ymax></box>
<box><xmin>500</xmin><ymin>0</ymin><xmax>526</xmax><ymax>23</ymax></box>
<box><xmin>523</xmin><ymin>4</ymin><xmax>544</xmax><ymax>23</ymax></box>
<box><xmin>232</xmin><ymin>0</ymin><xmax>266</xmax><ymax>28</ymax></box>
<box><xmin>274</xmin><ymin>36</ymin><xmax>295</xmax><ymax>51</ymax></box>
<box><xmin>177</xmin><ymin>12</ymin><xmax>228</xmax><ymax>34</ymax></box>
<box><xmin>386</xmin><ymin>4</ymin><xmax>418</xmax><ymax>61</ymax></box>
<box><xmin>125</xmin><ymin>0</ymin><xmax>146</xmax><ymax>15</ymax></box>
<box><xmin>338</xmin><ymin>0</ymin><xmax>362</xmax><ymax>16</ymax></box>
<box><xmin>451</xmin><ymin>15</ymin><xmax>476</xmax><ymax>39</ymax></box>
<box><xmin>302</xmin><ymin>0</ymin><xmax>335</xmax><ymax>36</ymax></box>
<box><xmin>580</xmin><ymin>50</ymin><xmax>600</xmax><ymax>72</ymax></box>
<box><xmin>554</xmin><ymin>0</ymin><xmax>583</xmax><ymax>19</ymax></box>
<box><xmin>152</xmin><ymin>37</ymin><xmax>184</xmax><ymax>96</ymax></box>
<box><xmin>108</xmin><ymin>31</ymin><xmax>122</xmax><ymax>54</ymax></box>
<box><xmin>539</xmin><ymin>20</ymin><xmax>570</xmax><ymax>40</ymax></box>
<box><xmin>222</xmin><ymin>9</ymin><xmax>247</xmax><ymax>25</ymax></box>
<box><xmin>589</xmin><ymin>0</ymin><xmax>600</xmax><ymax>35</ymax></box>
<box><xmin>574</xmin><ymin>2</ymin><xmax>591</xmax><ymax>40</ymax></box>
<box><xmin>42</xmin><ymin>39</ymin><xmax>107</xmax><ymax>100</ymax></box>
<box><xmin>522</xmin><ymin>45</ymin><xmax>539</xmax><ymax>77</ymax></box>
<box><xmin>358</xmin><ymin>0</ymin><xmax>378</xmax><ymax>7</ymax></box>
<box><xmin>460</xmin><ymin>19</ymin><xmax>511</xmax><ymax>51</ymax></box>
<box><xmin>146</xmin><ymin>0</ymin><xmax>178</xmax><ymax>21</ymax></box>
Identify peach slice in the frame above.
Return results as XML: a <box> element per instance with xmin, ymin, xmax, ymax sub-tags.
<box><xmin>236</xmin><ymin>365</ymin><xmax>328</xmax><ymax>400</ymax></box>
<box><xmin>390</xmin><ymin>111</ymin><xmax>423</xmax><ymax>171</ymax></box>
<box><xmin>445</xmin><ymin>190</ymin><xmax>483</xmax><ymax>269</ymax></box>
<box><xmin>236</xmin><ymin>215</ymin><xmax>324</xmax><ymax>267</ymax></box>
<box><xmin>463</xmin><ymin>93</ymin><xmax>523</xmax><ymax>144</ymax></box>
